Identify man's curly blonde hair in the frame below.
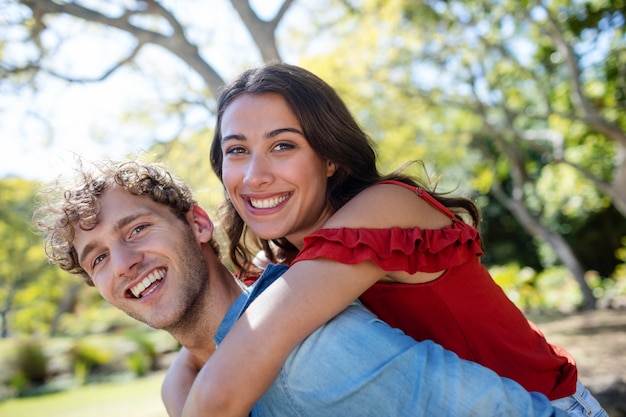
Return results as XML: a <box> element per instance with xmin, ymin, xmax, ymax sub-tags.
<box><xmin>33</xmin><ymin>160</ymin><xmax>220</xmax><ymax>286</ymax></box>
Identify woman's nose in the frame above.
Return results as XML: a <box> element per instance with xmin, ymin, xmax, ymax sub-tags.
<box><xmin>244</xmin><ymin>153</ymin><xmax>274</xmax><ymax>188</ymax></box>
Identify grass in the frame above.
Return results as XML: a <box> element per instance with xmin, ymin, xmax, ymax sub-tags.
<box><xmin>0</xmin><ymin>371</ymin><xmax>169</xmax><ymax>417</ymax></box>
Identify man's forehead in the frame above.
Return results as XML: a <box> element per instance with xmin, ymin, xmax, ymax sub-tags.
<box><xmin>95</xmin><ymin>187</ymin><xmax>151</xmax><ymax>221</ymax></box>
<box><xmin>73</xmin><ymin>188</ymin><xmax>156</xmax><ymax>249</ymax></box>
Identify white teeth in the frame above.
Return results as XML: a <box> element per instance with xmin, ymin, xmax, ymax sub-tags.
<box><xmin>249</xmin><ymin>194</ymin><xmax>288</xmax><ymax>209</ymax></box>
<box><xmin>130</xmin><ymin>269</ymin><xmax>165</xmax><ymax>298</ymax></box>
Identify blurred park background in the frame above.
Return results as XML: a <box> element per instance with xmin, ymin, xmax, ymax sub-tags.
<box><xmin>0</xmin><ymin>0</ymin><xmax>625</xmax><ymax>415</ymax></box>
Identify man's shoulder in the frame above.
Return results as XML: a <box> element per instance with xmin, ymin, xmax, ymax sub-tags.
<box><xmin>250</xmin><ymin>264</ymin><xmax>290</xmax><ymax>293</ymax></box>
<box><xmin>214</xmin><ymin>263</ymin><xmax>290</xmax><ymax>346</ymax></box>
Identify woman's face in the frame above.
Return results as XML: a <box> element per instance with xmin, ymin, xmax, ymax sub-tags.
<box><xmin>219</xmin><ymin>93</ymin><xmax>337</xmax><ymax>248</ymax></box>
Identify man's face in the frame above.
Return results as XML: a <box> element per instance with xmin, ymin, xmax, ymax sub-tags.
<box><xmin>73</xmin><ymin>186</ymin><xmax>209</xmax><ymax>331</ymax></box>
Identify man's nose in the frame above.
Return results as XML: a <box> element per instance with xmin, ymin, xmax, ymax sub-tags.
<box><xmin>110</xmin><ymin>242</ymin><xmax>142</xmax><ymax>278</ymax></box>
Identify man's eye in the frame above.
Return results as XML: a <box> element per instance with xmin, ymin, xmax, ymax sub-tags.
<box><xmin>93</xmin><ymin>253</ymin><xmax>107</xmax><ymax>268</ymax></box>
<box><xmin>131</xmin><ymin>224</ymin><xmax>147</xmax><ymax>236</ymax></box>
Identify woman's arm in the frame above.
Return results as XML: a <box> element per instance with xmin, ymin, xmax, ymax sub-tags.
<box><xmin>183</xmin><ymin>258</ymin><xmax>385</xmax><ymax>417</ymax></box>
<box><xmin>162</xmin><ymin>347</ymin><xmax>204</xmax><ymax>417</ymax></box>
<box><xmin>181</xmin><ymin>184</ymin><xmax>449</xmax><ymax>416</ymax></box>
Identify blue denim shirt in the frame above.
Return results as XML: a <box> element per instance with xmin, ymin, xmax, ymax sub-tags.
<box><xmin>215</xmin><ymin>264</ymin><xmax>567</xmax><ymax>417</ymax></box>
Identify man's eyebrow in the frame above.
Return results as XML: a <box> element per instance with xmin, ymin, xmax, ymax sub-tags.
<box><xmin>79</xmin><ymin>241</ymin><xmax>99</xmax><ymax>268</ymax></box>
<box><xmin>221</xmin><ymin>127</ymin><xmax>305</xmax><ymax>143</ymax></box>
<box><xmin>78</xmin><ymin>212</ymin><xmax>149</xmax><ymax>267</ymax></box>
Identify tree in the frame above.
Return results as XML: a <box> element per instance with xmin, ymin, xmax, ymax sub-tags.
<box><xmin>301</xmin><ymin>0</ymin><xmax>624</xmax><ymax>309</ymax></box>
<box><xmin>1</xmin><ymin>0</ymin><xmax>297</xmax><ymax>153</ymax></box>
<box><xmin>8</xmin><ymin>0</ymin><xmax>293</xmax><ymax>93</ymax></box>
<box><xmin>1</xmin><ymin>0</ymin><xmax>300</xmax><ymax>332</ymax></box>
<box><xmin>2</xmin><ymin>0</ymin><xmax>623</xmax><ymax>310</ymax></box>
<box><xmin>0</xmin><ymin>178</ymin><xmax>48</xmax><ymax>336</ymax></box>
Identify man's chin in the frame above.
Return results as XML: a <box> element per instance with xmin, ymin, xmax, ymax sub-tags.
<box><xmin>124</xmin><ymin>310</ymin><xmax>170</xmax><ymax>330</ymax></box>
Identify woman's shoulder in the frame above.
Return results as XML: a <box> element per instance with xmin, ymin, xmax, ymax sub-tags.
<box><xmin>324</xmin><ymin>182</ymin><xmax>451</xmax><ymax>230</ymax></box>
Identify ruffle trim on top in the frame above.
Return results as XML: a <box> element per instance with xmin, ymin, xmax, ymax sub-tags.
<box><xmin>293</xmin><ymin>221</ymin><xmax>483</xmax><ymax>273</ymax></box>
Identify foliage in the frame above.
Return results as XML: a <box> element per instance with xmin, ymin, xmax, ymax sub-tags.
<box><xmin>607</xmin><ymin>237</ymin><xmax>626</xmax><ymax>307</ymax></box>
<box><xmin>0</xmin><ymin>2</ymin><xmax>624</xmax><ymax>405</ymax></box>
<box><xmin>54</xmin><ymin>289</ymin><xmax>137</xmax><ymax>337</ymax></box>
<box><xmin>70</xmin><ymin>339</ymin><xmax>114</xmax><ymax>385</ymax></box>
<box><xmin>492</xmin><ymin>264</ymin><xmax>581</xmax><ymax>313</ymax></box>
<box><xmin>0</xmin><ymin>330</ymin><xmax>178</xmax><ymax>401</ymax></box>
<box><xmin>143</xmin><ymin>133</ymin><xmax>225</xmax><ymax>212</ymax></box>
<box><xmin>301</xmin><ymin>0</ymin><xmax>625</xmax><ymax>309</ymax></box>
<box><xmin>125</xmin><ymin>351</ymin><xmax>151</xmax><ymax>377</ymax></box>
<box><xmin>11</xmin><ymin>270</ymin><xmax>68</xmax><ymax>335</ymax></box>
<box><xmin>123</xmin><ymin>330</ymin><xmax>159</xmax><ymax>375</ymax></box>
<box><xmin>0</xmin><ymin>178</ymin><xmax>63</xmax><ymax>337</ymax></box>
<box><xmin>5</xmin><ymin>337</ymin><xmax>49</xmax><ymax>396</ymax></box>
<box><xmin>564</xmin><ymin>205</ymin><xmax>626</xmax><ymax>277</ymax></box>
<box><xmin>479</xmin><ymin>195</ymin><xmax>543</xmax><ymax>269</ymax></box>
<box><xmin>0</xmin><ymin>0</ymin><xmax>623</xmax><ymax>330</ymax></box>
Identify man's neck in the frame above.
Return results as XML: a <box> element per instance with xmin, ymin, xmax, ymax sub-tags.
<box><xmin>170</xmin><ymin>261</ymin><xmax>246</xmax><ymax>362</ymax></box>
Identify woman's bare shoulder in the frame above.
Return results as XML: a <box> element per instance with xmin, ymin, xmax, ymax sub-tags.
<box><xmin>324</xmin><ymin>183</ymin><xmax>451</xmax><ymax>229</ymax></box>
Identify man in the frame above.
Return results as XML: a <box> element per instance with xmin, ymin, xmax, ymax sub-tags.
<box><xmin>34</xmin><ymin>160</ymin><xmax>566</xmax><ymax>417</ymax></box>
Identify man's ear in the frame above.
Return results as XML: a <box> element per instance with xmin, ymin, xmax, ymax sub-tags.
<box><xmin>188</xmin><ymin>205</ymin><xmax>214</xmax><ymax>243</ymax></box>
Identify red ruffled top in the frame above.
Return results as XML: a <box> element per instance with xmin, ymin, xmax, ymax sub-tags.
<box><xmin>291</xmin><ymin>180</ymin><xmax>578</xmax><ymax>400</ymax></box>
<box><xmin>294</xmin><ymin>220</ymin><xmax>482</xmax><ymax>273</ymax></box>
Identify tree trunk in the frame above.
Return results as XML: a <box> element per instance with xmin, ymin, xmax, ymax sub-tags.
<box><xmin>492</xmin><ymin>185</ymin><xmax>597</xmax><ymax>310</ymax></box>
<box><xmin>0</xmin><ymin>280</ymin><xmax>18</xmax><ymax>338</ymax></box>
<box><xmin>48</xmin><ymin>282</ymin><xmax>83</xmax><ymax>337</ymax></box>
<box><xmin>610</xmin><ymin>144</ymin><xmax>626</xmax><ymax>218</ymax></box>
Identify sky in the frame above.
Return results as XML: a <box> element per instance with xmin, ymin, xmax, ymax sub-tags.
<box><xmin>0</xmin><ymin>0</ymin><xmax>294</xmax><ymax>181</ymax></box>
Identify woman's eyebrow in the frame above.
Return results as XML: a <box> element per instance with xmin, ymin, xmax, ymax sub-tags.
<box><xmin>222</xmin><ymin>127</ymin><xmax>305</xmax><ymax>143</ymax></box>
<box><xmin>266</xmin><ymin>127</ymin><xmax>305</xmax><ymax>138</ymax></box>
<box><xmin>221</xmin><ymin>133</ymin><xmax>245</xmax><ymax>143</ymax></box>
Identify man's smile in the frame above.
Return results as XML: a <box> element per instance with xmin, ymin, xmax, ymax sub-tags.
<box><xmin>129</xmin><ymin>268</ymin><xmax>166</xmax><ymax>298</ymax></box>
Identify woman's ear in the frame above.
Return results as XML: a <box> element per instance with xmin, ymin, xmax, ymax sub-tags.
<box><xmin>326</xmin><ymin>160</ymin><xmax>338</xmax><ymax>178</ymax></box>
<box><xmin>188</xmin><ymin>205</ymin><xmax>214</xmax><ymax>243</ymax></box>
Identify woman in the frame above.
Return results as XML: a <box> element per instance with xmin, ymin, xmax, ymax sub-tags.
<box><xmin>164</xmin><ymin>62</ymin><xmax>607</xmax><ymax>417</ymax></box>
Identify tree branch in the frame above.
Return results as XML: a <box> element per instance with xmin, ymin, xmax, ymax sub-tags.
<box><xmin>229</xmin><ymin>0</ymin><xmax>286</xmax><ymax>62</ymax></box>
<box><xmin>542</xmin><ymin>4</ymin><xmax>626</xmax><ymax>147</ymax></box>
<box><xmin>21</xmin><ymin>0</ymin><xmax>226</xmax><ymax>96</ymax></box>
<box><xmin>46</xmin><ymin>43</ymin><xmax>144</xmax><ymax>83</ymax></box>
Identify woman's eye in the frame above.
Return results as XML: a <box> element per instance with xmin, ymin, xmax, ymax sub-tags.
<box><xmin>274</xmin><ymin>142</ymin><xmax>295</xmax><ymax>152</ymax></box>
<box><xmin>224</xmin><ymin>145</ymin><xmax>246</xmax><ymax>155</ymax></box>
